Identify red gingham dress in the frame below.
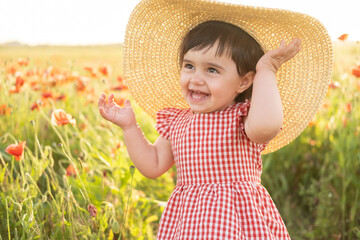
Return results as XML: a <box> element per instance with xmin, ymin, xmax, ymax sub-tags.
<box><xmin>155</xmin><ymin>100</ymin><xmax>290</xmax><ymax>240</ymax></box>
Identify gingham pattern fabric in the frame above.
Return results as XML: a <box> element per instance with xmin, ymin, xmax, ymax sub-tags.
<box><xmin>155</xmin><ymin>100</ymin><xmax>290</xmax><ymax>240</ymax></box>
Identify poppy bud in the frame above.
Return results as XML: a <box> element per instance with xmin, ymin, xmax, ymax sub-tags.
<box><xmin>87</xmin><ymin>204</ymin><xmax>97</xmax><ymax>217</ymax></box>
<box><xmin>130</xmin><ymin>166</ymin><xmax>135</xmax><ymax>176</ymax></box>
<box><xmin>112</xmin><ymin>220</ymin><xmax>120</xmax><ymax>234</ymax></box>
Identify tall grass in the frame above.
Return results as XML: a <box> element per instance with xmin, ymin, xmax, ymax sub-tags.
<box><xmin>262</xmin><ymin>42</ymin><xmax>360</xmax><ymax>239</ymax></box>
<box><xmin>0</xmin><ymin>45</ymin><xmax>174</xmax><ymax>239</ymax></box>
<box><xmin>0</xmin><ymin>42</ymin><xmax>359</xmax><ymax>239</ymax></box>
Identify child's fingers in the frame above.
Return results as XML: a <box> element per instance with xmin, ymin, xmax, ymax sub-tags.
<box><xmin>279</xmin><ymin>39</ymin><xmax>286</xmax><ymax>49</ymax></box>
<box><xmin>99</xmin><ymin>106</ymin><xmax>105</xmax><ymax>116</ymax></box>
<box><xmin>98</xmin><ymin>106</ymin><xmax>109</xmax><ymax>120</ymax></box>
<box><xmin>276</xmin><ymin>39</ymin><xmax>301</xmax><ymax>62</ymax></box>
<box><xmin>287</xmin><ymin>39</ymin><xmax>301</xmax><ymax>59</ymax></box>
<box><xmin>288</xmin><ymin>39</ymin><xmax>301</xmax><ymax>53</ymax></box>
<box><xmin>108</xmin><ymin>93</ymin><xmax>115</xmax><ymax>103</ymax></box>
<box><xmin>98</xmin><ymin>93</ymin><xmax>106</xmax><ymax>108</ymax></box>
<box><xmin>124</xmin><ymin>99</ymin><xmax>132</xmax><ymax>108</ymax></box>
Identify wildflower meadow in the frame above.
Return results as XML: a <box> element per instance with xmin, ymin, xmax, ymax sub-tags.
<box><xmin>0</xmin><ymin>41</ymin><xmax>359</xmax><ymax>239</ymax></box>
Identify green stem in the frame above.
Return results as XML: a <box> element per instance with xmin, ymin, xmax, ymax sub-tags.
<box><xmin>39</xmin><ymin>110</ymin><xmax>73</xmax><ymax>159</ymax></box>
<box><xmin>0</xmin><ymin>153</ymin><xmax>10</xmax><ymax>176</ymax></box>
<box><xmin>19</xmin><ymin>158</ymin><xmax>26</xmax><ymax>188</ymax></box>
<box><xmin>61</xmin><ymin>147</ymin><xmax>90</xmax><ymax>203</ymax></box>
<box><xmin>43</xmin><ymin>171</ymin><xmax>61</xmax><ymax>211</ymax></box>
<box><xmin>119</xmin><ymin>169</ymin><xmax>134</xmax><ymax>240</ymax></box>
<box><xmin>5</xmin><ymin>197</ymin><xmax>11</xmax><ymax>240</ymax></box>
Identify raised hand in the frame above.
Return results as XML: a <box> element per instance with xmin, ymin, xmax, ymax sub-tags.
<box><xmin>256</xmin><ymin>38</ymin><xmax>301</xmax><ymax>73</ymax></box>
<box><xmin>98</xmin><ymin>93</ymin><xmax>137</xmax><ymax>130</ymax></box>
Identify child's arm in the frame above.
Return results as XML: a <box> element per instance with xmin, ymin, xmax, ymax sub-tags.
<box><xmin>98</xmin><ymin>93</ymin><xmax>174</xmax><ymax>178</ymax></box>
<box><xmin>244</xmin><ymin>39</ymin><xmax>301</xmax><ymax>144</ymax></box>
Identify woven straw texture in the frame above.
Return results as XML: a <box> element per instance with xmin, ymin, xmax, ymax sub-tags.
<box><xmin>123</xmin><ymin>0</ymin><xmax>333</xmax><ymax>154</ymax></box>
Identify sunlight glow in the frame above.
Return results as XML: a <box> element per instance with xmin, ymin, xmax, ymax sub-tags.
<box><xmin>0</xmin><ymin>0</ymin><xmax>358</xmax><ymax>45</ymax></box>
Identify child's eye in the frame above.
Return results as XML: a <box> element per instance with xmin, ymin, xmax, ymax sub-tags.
<box><xmin>208</xmin><ymin>67</ymin><xmax>219</xmax><ymax>74</ymax></box>
<box><xmin>183</xmin><ymin>63</ymin><xmax>194</xmax><ymax>70</ymax></box>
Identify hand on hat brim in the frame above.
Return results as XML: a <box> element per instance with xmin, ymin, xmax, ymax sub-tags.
<box><xmin>256</xmin><ymin>38</ymin><xmax>302</xmax><ymax>73</ymax></box>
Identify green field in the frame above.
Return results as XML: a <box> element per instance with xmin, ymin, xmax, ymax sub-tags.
<box><xmin>0</xmin><ymin>42</ymin><xmax>359</xmax><ymax>239</ymax></box>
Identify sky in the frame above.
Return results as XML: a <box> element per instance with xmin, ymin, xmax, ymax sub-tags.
<box><xmin>0</xmin><ymin>0</ymin><xmax>359</xmax><ymax>45</ymax></box>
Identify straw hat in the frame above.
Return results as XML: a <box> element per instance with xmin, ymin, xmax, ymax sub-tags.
<box><xmin>123</xmin><ymin>0</ymin><xmax>333</xmax><ymax>154</ymax></box>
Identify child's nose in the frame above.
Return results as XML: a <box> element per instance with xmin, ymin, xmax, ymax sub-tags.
<box><xmin>190</xmin><ymin>72</ymin><xmax>205</xmax><ymax>85</ymax></box>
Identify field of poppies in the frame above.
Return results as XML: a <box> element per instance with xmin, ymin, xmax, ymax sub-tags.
<box><xmin>0</xmin><ymin>41</ymin><xmax>359</xmax><ymax>239</ymax></box>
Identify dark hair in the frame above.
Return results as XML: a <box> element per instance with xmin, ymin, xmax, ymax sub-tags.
<box><xmin>180</xmin><ymin>21</ymin><xmax>264</xmax><ymax>102</ymax></box>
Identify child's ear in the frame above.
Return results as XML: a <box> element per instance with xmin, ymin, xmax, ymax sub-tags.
<box><xmin>237</xmin><ymin>71</ymin><xmax>255</xmax><ymax>93</ymax></box>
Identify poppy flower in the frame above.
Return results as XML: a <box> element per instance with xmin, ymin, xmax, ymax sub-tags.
<box><xmin>15</xmin><ymin>73</ymin><xmax>25</xmax><ymax>89</ymax></box>
<box><xmin>352</xmin><ymin>66</ymin><xmax>360</xmax><ymax>78</ymax></box>
<box><xmin>83</xmin><ymin>66</ymin><xmax>97</xmax><ymax>77</ymax></box>
<box><xmin>51</xmin><ymin>109</ymin><xmax>76</xmax><ymax>126</ymax></box>
<box><xmin>338</xmin><ymin>34</ymin><xmax>348</xmax><ymax>41</ymax></box>
<box><xmin>345</xmin><ymin>102</ymin><xmax>352</xmax><ymax>113</ymax></box>
<box><xmin>7</xmin><ymin>65</ymin><xmax>17</xmax><ymax>75</ymax></box>
<box><xmin>114</xmin><ymin>96</ymin><xmax>125</xmax><ymax>106</ymax></box>
<box><xmin>117</xmin><ymin>76</ymin><xmax>124</xmax><ymax>82</ymax></box>
<box><xmin>0</xmin><ymin>104</ymin><xmax>12</xmax><ymax>115</ymax></box>
<box><xmin>66</xmin><ymin>165</ymin><xmax>76</xmax><ymax>177</ymax></box>
<box><xmin>98</xmin><ymin>65</ymin><xmax>110</xmax><ymax>76</ymax></box>
<box><xmin>41</xmin><ymin>91</ymin><xmax>53</xmax><ymax>99</ymax></box>
<box><xmin>55</xmin><ymin>94</ymin><xmax>66</xmax><ymax>101</ymax></box>
<box><xmin>17</xmin><ymin>57</ymin><xmax>29</xmax><ymax>66</ymax></box>
<box><xmin>111</xmin><ymin>84</ymin><xmax>128</xmax><ymax>91</ymax></box>
<box><xmin>5</xmin><ymin>141</ymin><xmax>26</xmax><ymax>161</ymax></box>
<box><xmin>30</xmin><ymin>102</ymin><xmax>40</xmax><ymax>111</ymax></box>
<box><xmin>76</xmin><ymin>78</ymin><xmax>87</xmax><ymax>92</ymax></box>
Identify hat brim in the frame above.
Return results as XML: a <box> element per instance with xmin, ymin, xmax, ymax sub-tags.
<box><xmin>124</xmin><ymin>0</ymin><xmax>333</xmax><ymax>154</ymax></box>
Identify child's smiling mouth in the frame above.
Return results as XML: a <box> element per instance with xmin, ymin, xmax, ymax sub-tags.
<box><xmin>189</xmin><ymin>90</ymin><xmax>210</xmax><ymax>102</ymax></box>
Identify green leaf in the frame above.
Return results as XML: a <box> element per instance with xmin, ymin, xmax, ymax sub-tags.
<box><xmin>145</xmin><ymin>215</ymin><xmax>158</xmax><ymax>224</ymax></box>
<box><xmin>0</xmin><ymin>163</ymin><xmax>7</xmax><ymax>183</ymax></box>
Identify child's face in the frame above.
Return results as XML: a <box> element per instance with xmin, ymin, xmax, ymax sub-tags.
<box><xmin>180</xmin><ymin>42</ymin><xmax>248</xmax><ymax>114</ymax></box>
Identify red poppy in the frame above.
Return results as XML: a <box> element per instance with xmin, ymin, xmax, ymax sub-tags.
<box><xmin>352</xmin><ymin>66</ymin><xmax>360</xmax><ymax>78</ymax></box>
<box><xmin>55</xmin><ymin>94</ymin><xmax>66</xmax><ymax>101</ymax></box>
<box><xmin>30</xmin><ymin>102</ymin><xmax>40</xmax><ymax>111</ymax></box>
<box><xmin>7</xmin><ymin>65</ymin><xmax>17</xmax><ymax>75</ymax></box>
<box><xmin>117</xmin><ymin>76</ymin><xmax>124</xmax><ymax>82</ymax></box>
<box><xmin>41</xmin><ymin>91</ymin><xmax>53</xmax><ymax>99</ymax></box>
<box><xmin>17</xmin><ymin>58</ymin><xmax>29</xmax><ymax>66</ymax></box>
<box><xmin>98</xmin><ymin>65</ymin><xmax>110</xmax><ymax>76</ymax></box>
<box><xmin>5</xmin><ymin>141</ymin><xmax>26</xmax><ymax>161</ymax></box>
<box><xmin>338</xmin><ymin>34</ymin><xmax>348</xmax><ymax>41</ymax></box>
<box><xmin>83</xmin><ymin>66</ymin><xmax>97</xmax><ymax>77</ymax></box>
<box><xmin>76</xmin><ymin>79</ymin><xmax>87</xmax><ymax>92</ymax></box>
<box><xmin>66</xmin><ymin>165</ymin><xmax>76</xmax><ymax>177</ymax></box>
<box><xmin>15</xmin><ymin>74</ymin><xmax>25</xmax><ymax>89</ymax></box>
<box><xmin>51</xmin><ymin>109</ymin><xmax>76</xmax><ymax>126</ymax></box>
<box><xmin>345</xmin><ymin>103</ymin><xmax>352</xmax><ymax>113</ymax></box>
<box><xmin>0</xmin><ymin>104</ymin><xmax>12</xmax><ymax>115</ymax></box>
<box><xmin>111</xmin><ymin>84</ymin><xmax>128</xmax><ymax>91</ymax></box>
<box><xmin>114</xmin><ymin>96</ymin><xmax>125</xmax><ymax>106</ymax></box>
